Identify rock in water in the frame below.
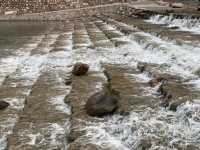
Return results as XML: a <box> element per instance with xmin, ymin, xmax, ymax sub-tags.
<box><xmin>0</xmin><ymin>101</ymin><xmax>9</xmax><ymax>110</ymax></box>
<box><xmin>169</xmin><ymin>100</ymin><xmax>185</xmax><ymax>111</ymax></box>
<box><xmin>137</xmin><ymin>62</ymin><xmax>146</xmax><ymax>73</ymax></box>
<box><xmin>85</xmin><ymin>86</ymin><xmax>119</xmax><ymax>117</ymax></box>
<box><xmin>72</xmin><ymin>63</ymin><xmax>89</xmax><ymax>76</ymax></box>
<box><xmin>148</xmin><ymin>77</ymin><xmax>165</xmax><ymax>87</ymax></box>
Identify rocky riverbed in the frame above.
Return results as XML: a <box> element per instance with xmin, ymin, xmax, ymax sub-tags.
<box><xmin>0</xmin><ymin>5</ymin><xmax>200</xmax><ymax>150</ymax></box>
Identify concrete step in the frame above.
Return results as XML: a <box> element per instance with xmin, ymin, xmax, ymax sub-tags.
<box><xmin>94</xmin><ymin>19</ymin><xmax>129</xmax><ymax>47</ymax></box>
<box><xmin>84</xmin><ymin>19</ymin><xmax>114</xmax><ymax>48</ymax></box>
<box><xmin>0</xmin><ymin>33</ymin><xmax>56</xmax><ymax>149</ymax></box>
<box><xmin>72</xmin><ymin>21</ymin><xmax>91</xmax><ymax>49</ymax></box>
<box><xmin>65</xmin><ymin>71</ymin><xmax>106</xmax><ymax>150</ymax></box>
<box><xmin>7</xmin><ymin>30</ymin><xmax>73</xmax><ymax>149</ymax></box>
<box><xmin>7</xmin><ymin>71</ymin><xmax>71</xmax><ymax>150</ymax></box>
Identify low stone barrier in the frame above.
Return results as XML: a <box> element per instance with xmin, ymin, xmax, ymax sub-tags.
<box><xmin>0</xmin><ymin>3</ymin><xmax>127</xmax><ymax>21</ymax></box>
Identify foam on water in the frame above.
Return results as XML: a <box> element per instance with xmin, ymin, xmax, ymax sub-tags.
<box><xmin>70</xmin><ymin>20</ymin><xmax>200</xmax><ymax>149</ymax></box>
<box><xmin>0</xmin><ymin>117</ymin><xmax>17</xmax><ymax>150</ymax></box>
<box><xmin>1</xmin><ymin>19</ymin><xmax>200</xmax><ymax>149</ymax></box>
<box><xmin>79</xmin><ymin>100</ymin><xmax>200</xmax><ymax>150</ymax></box>
<box><xmin>0</xmin><ymin>55</ymin><xmax>47</xmax><ymax>149</ymax></box>
<box><xmin>50</xmin><ymin>95</ymin><xmax>71</xmax><ymax>115</ymax></box>
<box><xmin>0</xmin><ymin>34</ymin><xmax>59</xmax><ymax>149</ymax></box>
<box><xmin>147</xmin><ymin>15</ymin><xmax>200</xmax><ymax>34</ymax></box>
<box><xmin>0</xmin><ymin>36</ymin><xmax>44</xmax><ymax>85</ymax></box>
<box><xmin>31</xmin><ymin>32</ymin><xmax>73</xmax><ymax>149</ymax></box>
<box><xmin>128</xmin><ymin>31</ymin><xmax>200</xmax><ymax>90</ymax></box>
<box><xmin>17</xmin><ymin>121</ymin><xmax>70</xmax><ymax>150</ymax></box>
<box><xmin>95</xmin><ymin>21</ymin><xmax>200</xmax><ymax>87</ymax></box>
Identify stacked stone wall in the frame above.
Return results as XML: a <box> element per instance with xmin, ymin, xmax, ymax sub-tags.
<box><xmin>0</xmin><ymin>0</ymin><xmax>127</xmax><ymax>14</ymax></box>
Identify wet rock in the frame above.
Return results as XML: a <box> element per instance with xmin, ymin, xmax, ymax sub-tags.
<box><xmin>0</xmin><ymin>101</ymin><xmax>9</xmax><ymax>110</ymax></box>
<box><xmin>120</xmin><ymin>29</ymin><xmax>132</xmax><ymax>35</ymax></box>
<box><xmin>160</xmin><ymin>93</ymin><xmax>172</xmax><ymax>108</ymax></box>
<box><xmin>119</xmin><ymin>110</ymin><xmax>130</xmax><ymax>116</ymax></box>
<box><xmin>148</xmin><ymin>77</ymin><xmax>165</xmax><ymax>87</ymax></box>
<box><xmin>65</xmin><ymin>77</ymin><xmax>72</xmax><ymax>85</ymax></box>
<box><xmin>65</xmin><ymin>79</ymin><xmax>72</xmax><ymax>85</ymax></box>
<box><xmin>85</xmin><ymin>84</ymin><xmax>119</xmax><ymax>117</ymax></box>
<box><xmin>103</xmin><ymin>70</ymin><xmax>112</xmax><ymax>82</ymax></box>
<box><xmin>169</xmin><ymin>99</ymin><xmax>186</xmax><ymax>111</ymax></box>
<box><xmin>123</xmin><ymin>53</ymin><xmax>129</xmax><ymax>57</ymax></box>
<box><xmin>72</xmin><ymin>62</ymin><xmax>89</xmax><ymax>76</ymax></box>
<box><xmin>170</xmin><ymin>3</ymin><xmax>184</xmax><ymax>8</ymax></box>
<box><xmin>156</xmin><ymin>83</ymin><xmax>166</xmax><ymax>95</ymax></box>
<box><xmin>137</xmin><ymin>62</ymin><xmax>146</xmax><ymax>73</ymax></box>
<box><xmin>194</xmin><ymin>68</ymin><xmax>200</xmax><ymax>77</ymax></box>
<box><xmin>170</xmin><ymin>26</ymin><xmax>179</xmax><ymax>30</ymax></box>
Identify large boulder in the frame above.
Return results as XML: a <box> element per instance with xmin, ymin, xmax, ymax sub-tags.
<box><xmin>0</xmin><ymin>101</ymin><xmax>9</xmax><ymax>110</ymax></box>
<box><xmin>72</xmin><ymin>62</ymin><xmax>89</xmax><ymax>76</ymax></box>
<box><xmin>85</xmin><ymin>89</ymin><xmax>119</xmax><ymax>117</ymax></box>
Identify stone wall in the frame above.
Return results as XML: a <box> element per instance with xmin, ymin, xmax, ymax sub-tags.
<box><xmin>0</xmin><ymin>3</ymin><xmax>126</xmax><ymax>20</ymax></box>
<box><xmin>0</xmin><ymin>0</ymin><xmax>127</xmax><ymax>14</ymax></box>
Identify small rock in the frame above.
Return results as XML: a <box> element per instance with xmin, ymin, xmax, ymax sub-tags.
<box><xmin>123</xmin><ymin>53</ymin><xmax>129</xmax><ymax>57</ymax></box>
<box><xmin>137</xmin><ymin>63</ymin><xmax>146</xmax><ymax>73</ymax></box>
<box><xmin>194</xmin><ymin>68</ymin><xmax>200</xmax><ymax>77</ymax></box>
<box><xmin>119</xmin><ymin>110</ymin><xmax>130</xmax><ymax>116</ymax></box>
<box><xmin>103</xmin><ymin>70</ymin><xmax>112</xmax><ymax>82</ymax></box>
<box><xmin>120</xmin><ymin>29</ymin><xmax>132</xmax><ymax>35</ymax></box>
<box><xmin>0</xmin><ymin>101</ymin><xmax>9</xmax><ymax>110</ymax></box>
<box><xmin>148</xmin><ymin>77</ymin><xmax>165</xmax><ymax>87</ymax></box>
<box><xmin>160</xmin><ymin>93</ymin><xmax>172</xmax><ymax>108</ymax></box>
<box><xmin>72</xmin><ymin>62</ymin><xmax>89</xmax><ymax>76</ymax></box>
<box><xmin>65</xmin><ymin>79</ymin><xmax>72</xmax><ymax>85</ymax></box>
<box><xmin>169</xmin><ymin>100</ymin><xmax>185</xmax><ymax>111</ymax></box>
<box><xmin>170</xmin><ymin>26</ymin><xmax>179</xmax><ymax>30</ymax></box>
<box><xmin>85</xmin><ymin>84</ymin><xmax>119</xmax><ymax>117</ymax></box>
<box><xmin>65</xmin><ymin>80</ymin><xmax>72</xmax><ymax>85</ymax></box>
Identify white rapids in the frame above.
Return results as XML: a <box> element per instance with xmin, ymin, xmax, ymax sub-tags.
<box><xmin>146</xmin><ymin>14</ymin><xmax>200</xmax><ymax>34</ymax></box>
<box><xmin>0</xmin><ymin>17</ymin><xmax>200</xmax><ymax>150</ymax></box>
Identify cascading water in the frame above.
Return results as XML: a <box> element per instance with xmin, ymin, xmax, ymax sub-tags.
<box><xmin>146</xmin><ymin>14</ymin><xmax>200</xmax><ymax>34</ymax></box>
<box><xmin>0</xmin><ymin>14</ymin><xmax>200</xmax><ymax>150</ymax></box>
<box><xmin>70</xmin><ymin>17</ymin><xmax>200</xmax><ymax>150</ymax></box>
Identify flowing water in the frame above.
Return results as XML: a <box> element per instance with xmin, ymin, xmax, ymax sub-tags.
<box><xmin>0</xmin><ymin>13</ymin><xmax>200</xmax><ymax>150</ymax></box>
<box><xmin>146</xmin><ymin>14</ymin><xmax>200</xmax><ymax>34</ymax></box>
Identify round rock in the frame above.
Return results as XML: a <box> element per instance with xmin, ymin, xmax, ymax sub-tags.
<box><xmin>72</xmin><ymin>62</ymin><xmax>89</xmax><ymax>76</ymax></box>
<box><xmin>85</xmin><ymin>91</ymin><xmax>118</xmax><ymax>117</ymax></box>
